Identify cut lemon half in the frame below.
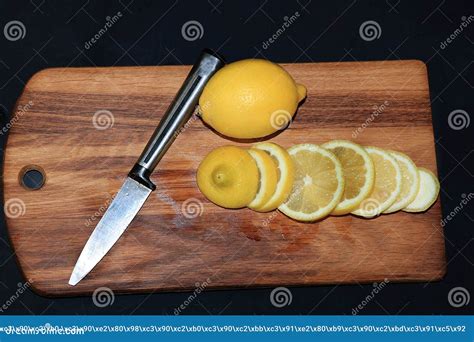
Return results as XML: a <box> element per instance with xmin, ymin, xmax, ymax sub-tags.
<box><xmin>247</xmin><ymin>148</ymin><xmax>279</xmax><ymax>212</ymax></box>
<box><xmin>196</xmin><ymin>146</ymin><xmax>259</xmax><ymax>209</ymax></box>
<box><xmin>403</xmin><ymin>167</ymin><xmax>440</xmax><ymax>212</ymax></box>
<box><xmin>384</xmin><ymin>151</ymin><xmax>420</xmax><ymax>213</ymax></box>
<box><xmin>352</xmin><ymin>147</ymin><xmax>402</xmax><ymax>218</ymax></box>
<box><xmin>252</xmin><ymin>142</ymin><xmax>295</xmax><ymax>212</ymax></box>
<box><xmin>321</xmin><ymin>140</ymin><xmax>375</xmax><ymax>215</ymax></box>
<box><xmin>278</xmin><ymin>144</ymin><xmax>345</xmax><ymax>222</ymax></box>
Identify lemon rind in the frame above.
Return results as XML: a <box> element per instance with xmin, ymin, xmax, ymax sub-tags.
<box><xmin>403</xmin><ymin>167</ymin><xmax>440</xmax><ymax>212</ymax></box>
<box><xmin>383</xmin><ymin>150</ymin><xmax>420</xmax><ymax>214</ymax></box>
<box><xmin>321</xmin><ymin>140</ymin><xmax>375</xmax><ymax>216</ymax></box>
<box><xmin>253</xmin><ymin>142</ymin><xmax>295</xmax><ymax>212</ymax></box>
<box><xmin>247</xmin><ymin>149</ymin><xmax>278</xmax><ymax>211</ymax></box>
<box><xmin>351</xmin><ymin>146</ymin><xmax>402</xmax><ymax>218</ymax></box>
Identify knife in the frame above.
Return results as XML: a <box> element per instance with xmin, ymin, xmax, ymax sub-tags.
<box><xmin>69</xmin><ymin>49</ymin><xmax>225</xmax><ymax>286</ymax></box>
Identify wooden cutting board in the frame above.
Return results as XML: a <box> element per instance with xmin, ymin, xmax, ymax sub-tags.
<box><xmin>3</xmin><ymin>60</ymin><xmax>446</xmax><ymax>296</ymax></box>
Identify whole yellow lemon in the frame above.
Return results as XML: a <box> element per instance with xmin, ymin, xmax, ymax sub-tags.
<box><xmin>199</xmin><ymin>59</ymin><xmax>306</xmax><ymax>139</ymax></box>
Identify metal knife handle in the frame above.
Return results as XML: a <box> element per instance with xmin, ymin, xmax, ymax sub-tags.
<box><xmin>128</xmin><ymin>49</ymin><xmax>225</xmax><ymax>190</ymax></box>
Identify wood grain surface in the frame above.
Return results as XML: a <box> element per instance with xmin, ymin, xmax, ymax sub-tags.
<box><xmin>3</xmin><ymin>60</ymin><xmax>446</xmax><ymax>296</ymax></box>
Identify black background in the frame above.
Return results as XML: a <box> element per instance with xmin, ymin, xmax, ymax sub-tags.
<box><xmin>0</xmin><ymin>0</ymin><xmax>473</xmax><ymax>315</ymax></box>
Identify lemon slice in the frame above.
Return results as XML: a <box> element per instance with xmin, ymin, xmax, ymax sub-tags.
<box><xmin>253</xmin><ymin>142</ymin><xmax>295</xmax><ymax>212</ymax></box>
<box><xmin>403</xmin><ymin>167</ymin><xmax>440</xmax><ymax>212</ymax></box>
<box><xmin>383</xmin><ymin>151</ymin><xmax>420</xmax><ymax>213</ymax></box>
<box><xmin>247</xmin><ymin>149</ymin><xmax>279</xmax><ymax>212</ymax></box>
<box><xmin>278</xmin><ymin>144</ymin><xmax>345</xmax><ymax>221</ymax></box>
<box><xmin>351</xmin><ymin>147</ymin><xmax>402</xmax><ymax>218</ymax></box>
<box><xmin>321</xmin><ymin>140</ymin><xmax>375</xmax><ymax>215</ymax></box>
<box><xmin>196</xmin><ymin>146</ymin><xmax>259</xmax><ymax>209</ymax></box>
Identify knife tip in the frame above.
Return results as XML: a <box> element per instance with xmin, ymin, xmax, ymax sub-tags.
<box><xmin>68</xmin><ymin>273</ymin><xmax>81</xmax><ymax>286</ymax></box>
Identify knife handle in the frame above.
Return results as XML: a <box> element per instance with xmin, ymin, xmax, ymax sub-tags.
<box><xmin>128</xmin><ymin>49</ymin><xmax>225</xmax><ymax>190</ymax></box>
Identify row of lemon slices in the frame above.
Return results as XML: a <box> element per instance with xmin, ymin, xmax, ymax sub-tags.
<box><xmin>196</xmin><ymin>140</ymin><xmax>440</xmax><ymax>222</ymax></box>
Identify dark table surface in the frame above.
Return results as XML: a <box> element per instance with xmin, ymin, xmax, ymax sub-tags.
<box><xmin>0</xmin><ymin>0</ymin><xmax>472</xmax><ymax>315</ymax></box>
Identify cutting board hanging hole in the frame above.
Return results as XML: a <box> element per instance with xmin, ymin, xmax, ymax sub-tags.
<box><xmin>19</xmin><ymin>165</ymin><xmax>45</xmax><ymax>190</ymax></box>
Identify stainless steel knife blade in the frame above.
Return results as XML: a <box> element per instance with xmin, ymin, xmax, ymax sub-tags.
<box><xmin>69</xmin><ymin>177</ymin><xmax>151</xmax><ymax>286</ymax></box>
<box><xmin>69</xmin><ymin>49</ymin><xmax>225</xmax><ymax>285</ymax></box>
